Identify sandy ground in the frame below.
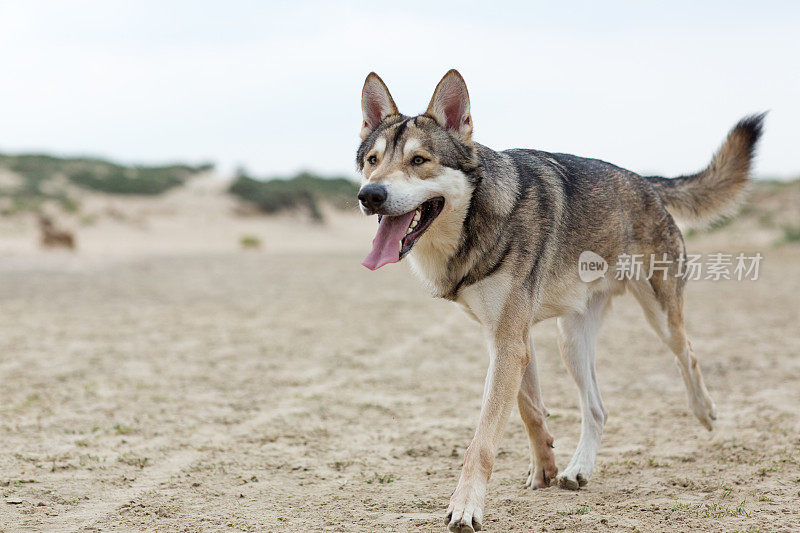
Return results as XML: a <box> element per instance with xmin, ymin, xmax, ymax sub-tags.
<box><xmin>1</xmin><ymin>197</ymin><xmax>799</xmax><ymax>532</ymax></box>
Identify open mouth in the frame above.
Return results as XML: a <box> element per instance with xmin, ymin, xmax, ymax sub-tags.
<box><xmin>397</xmin><ymin>197</ymin><xmax>445</xmax><ymax>259</ymax></box>
<box><xmin>362</xmin><ymin>196</ymin><xmax>445</xmax><ymax>270</ymax></box>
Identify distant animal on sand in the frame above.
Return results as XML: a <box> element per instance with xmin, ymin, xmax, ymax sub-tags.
<box><xmin>38</xmin><ymin>214</ymin><xmax>76</xmax><ymax>249</ymax></box>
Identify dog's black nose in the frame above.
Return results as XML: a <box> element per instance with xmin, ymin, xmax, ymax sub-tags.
<box><xmin>358</xmin><ymin>184</ymin><xmax>387</xmax><ymax>211</ymax></box>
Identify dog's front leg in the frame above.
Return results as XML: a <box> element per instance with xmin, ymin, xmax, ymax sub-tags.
<box><xmin>446</xmin><ymin>326</ymin><xmax>530</xmax><ymax>532</ymax></box>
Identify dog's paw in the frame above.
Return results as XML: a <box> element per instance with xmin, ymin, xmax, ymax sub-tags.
<box><xmin>445</xmin><ymin>481</ymin><xmax>484</xmax><ymax>532</ymax></box>
<box><xmin>557</xmin><ymin>465</ymin><xmax>590</xmax><ymax>490</ymax></box>
<box><xmin>524</xmin><ymin>461</ymin><xmax>558</xmax><ymax>489</ymax></box>
<box><xmin>690</xmin><ymin>397</ymin><xmax>717</xmax><ymax>431</ymax></box>
<box><xmin>445</xmin><ymin>510</ymin><xmax>481</xmax><ymax>533</ymax></box>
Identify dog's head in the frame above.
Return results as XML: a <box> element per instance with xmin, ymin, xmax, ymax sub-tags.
<box><xmin>356</xmin><ymin>70</ymin><xmax>478</xmax><ymax>270</ymax></box>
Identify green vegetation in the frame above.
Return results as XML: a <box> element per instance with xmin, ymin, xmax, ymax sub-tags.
<box><xmin>780</xmin><ymin>223</ymin><xmax>800</xmax><ymax>243</ymax></box>
<box><xmin>228</xmin><ymin>170</ymin><xmax>359</xmax><ymax>222</ymax></box>
<box><xmin>112</xmin><ymin>423</ymin><xmax>135</xmax><ymax>435</ymax></box>
<box><xmin>117</xmin><ymin>452</ymin><xmax>149</xmax><ymax>469</ymax></box>
<box><xmin>647</xmin><ymin>457</ymin><xmax>671</xmax><ymax>468</ymax></box>
<box><xmin>699</xmin><ymin>500</ymin><xmax>751</xmax><ymax>518</ymax></box>
<box><xmin>558</xmin><ymin>505</ymin><xmax>589</xmax><ymax>516</ymax></box>
<box><xmin>0</xmin><ymin>152</ymin><xmax>213</xmax><ymax>214</ymax></box>
<box><xmin>239</xmin><ymin>234</ymin><xmax>262</xmax><ymax>249</ymax></box>
<box><xmin>69</xmin><ymin>163</ymin><xmax>211</xmax><ymax>195</ymax></box>
<box><xmin>365</xmin><ymin>472</ymin><xmax>396</xmax><ymax>484</ymax></box>
<box><xmin>329</xmin><ymin>460</ymin><xmax>352</xmax><ymax>472</ymax></box>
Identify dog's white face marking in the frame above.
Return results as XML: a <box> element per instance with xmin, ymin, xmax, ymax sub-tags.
<box><xmin>407</xmin><ymin>167</ymin><xmax>472</xmax><ymax>291</ymax></box>
<box><xmin>372</xmin><ymin>137</ymin><xmax>387</xmax><ymax>161</ymax></box>
<box><xmin>403</xmin><ymin>138</ymin><xmax>420</xmax><ymax>155</ymax></box>
<box><xmin>374</xmin><ymin>166</ymin><xmax>467</xmax><ymax>217</ymax></box>
<box><xmin>361</xmin><ymin>137</ymin><xmax>387</xmax><ymax>188</ymax></box>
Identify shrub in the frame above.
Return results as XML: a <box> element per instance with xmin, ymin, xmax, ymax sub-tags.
<box><xmin>0</xmin><ymin>153</ymin><xmax>212</xmax><ymax>199</ymax></box>
<box><xmin>239</xmin><ymin>235</ymin><xmax>262</xmax><ymax>249</ymax></box>
<box><xmin>780</xmin><ymin>224</ymin><xmax>800</xmax><ymax>244</ymax></box>
<box><xmin>229</xmin><ymin>171</ymin><xmax>359</xmax><ymax>222</ymax></box>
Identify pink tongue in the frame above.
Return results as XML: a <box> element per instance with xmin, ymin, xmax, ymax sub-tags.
<box><xmin>362</xmin><ymin>211</ymin><xmax>416</xmax><ymax>270</ymax></box>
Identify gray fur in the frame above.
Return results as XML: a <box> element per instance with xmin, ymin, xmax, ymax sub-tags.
<box><xmin>356</xmin><ymin>115</ymin><xmax>763</xmax><ymax>302</ymax></box>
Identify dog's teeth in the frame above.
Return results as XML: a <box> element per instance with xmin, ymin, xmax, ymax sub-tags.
<box><xmin>406</xmin><ymin>227</ymin><xmax>413</xmax><ymax>234</ymax></box>
<box><xmin>413</xmin><ymin>210</ymin><xmax>421</xmax><ymax>221</ymax></box>
<box><xmin>399</xmin><ymin>242</ymin><xmax>403</xmax><ymax>251</ymax></box>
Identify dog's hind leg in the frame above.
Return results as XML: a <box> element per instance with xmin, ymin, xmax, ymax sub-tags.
<box><xmin>517</xmin><ymin>339</ymin><xmax>558</xmax><ymax>489</ymax></box>
<box><xmin>629</xmin><ymin>277</ymin><xmax>716</xmax><ymax>430</ymax></box>
<box><xmin>556</xmin><ymin>292</ymin><xmax>609</xmax><ymax>490</ymax></box>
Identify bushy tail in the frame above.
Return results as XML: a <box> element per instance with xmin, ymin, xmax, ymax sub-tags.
<box><xmin>645</xmin><ymin>113</ymin><xmax>766</xmax><ymax>226</ymax></box>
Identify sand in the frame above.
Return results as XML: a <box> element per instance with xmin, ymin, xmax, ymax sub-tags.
<box><xmin>1</xmin><ymin>186</ymin><xmax>799</xmax><ymax>532</ymax></box>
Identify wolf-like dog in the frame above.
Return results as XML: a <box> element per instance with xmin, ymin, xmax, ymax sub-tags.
<box><xmin>356</xmin><ymin>69</ymin><xmax>764</xmax><ymax>532</ymax></box>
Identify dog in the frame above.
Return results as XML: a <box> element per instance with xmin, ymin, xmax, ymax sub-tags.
<box><xmin>355</xmin><ymin>69</ymin><xmax>763</xmax><ymax>532</ymax></box>
<box><xmin>38</xmin><ymin>214</ymin><xmax>76</xmax><ymax>250</ymax></box>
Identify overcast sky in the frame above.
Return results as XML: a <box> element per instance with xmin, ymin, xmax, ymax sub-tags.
<box><xmin>0</xmin><ymin>1</ymin><xmax>797</xmax><ymax>179</ymax></box>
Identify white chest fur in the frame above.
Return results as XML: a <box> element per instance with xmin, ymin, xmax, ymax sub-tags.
<box><xmin>454</xmin><ymin>272</ymin><xmax>514</xmax><ymax>331</ymax></box>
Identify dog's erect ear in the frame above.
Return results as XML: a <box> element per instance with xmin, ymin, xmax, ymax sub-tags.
<box><xmin>361</xmin><ymin>72</ymin><xmax>399</xmax><ymax>140</ymax></box>
<box><xmin>425</xmin><ymin>69</ymin><xmax>472</xmax><ymax>142</ymax></box>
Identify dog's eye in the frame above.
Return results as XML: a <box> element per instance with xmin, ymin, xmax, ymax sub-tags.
<box><xmin>367</xmin><ymin>155</ymin><xmax>378</xmax><ymax>165</ymax></box>
<box><xmin>411</xmin><ymin>155</ymin><xmax>428</xmax><ymax>166</ymax></box>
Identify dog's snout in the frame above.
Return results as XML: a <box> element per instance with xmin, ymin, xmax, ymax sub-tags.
<box><xmin>358</xmin><ymin>184</ymin><xmax>388</xmax><ymax>211</ymax></box>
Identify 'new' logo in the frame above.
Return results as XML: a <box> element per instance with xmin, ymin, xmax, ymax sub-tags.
<box><xmin>578</xmin><ymin>251</ymin><xmax>608</xmax><ymax>282</ymax></box>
